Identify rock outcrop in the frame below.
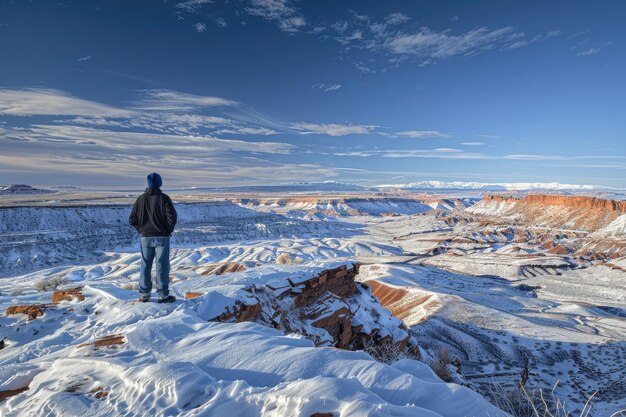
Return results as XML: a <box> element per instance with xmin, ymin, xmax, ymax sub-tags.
<box><xmin>6</xmin><ymin>304</ymin><xmax>49</xmax><ymax>320</ymax></box>
<box><xmin>52</xmin><ymin>286</ymin><xmax>85</xmax><ymax>304</ymax></box>
<box><xmin>78</xmin><ymin>334</ymin><xmax>125</xmax><ymax>349</ymax></box>
<box><xmin>482</xmin><ymin>194</ymin><xmax>626</xmax><ymax>212</ymax></box>
<box><xmin>190</xmin><ymin>263</ymin><xmax>419</xmax><ymax>360</ymax></box>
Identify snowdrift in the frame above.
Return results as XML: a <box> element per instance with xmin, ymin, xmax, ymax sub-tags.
<box><xmin>0</xmin><ymin>263</ymin><xmax>506</xmax><ymax>417</ymax></box>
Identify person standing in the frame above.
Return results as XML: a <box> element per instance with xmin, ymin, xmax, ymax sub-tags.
<box><xmin>129</xmin><ymin>173</ymin><xmax>177</xmax><ymax>303</ymax></box>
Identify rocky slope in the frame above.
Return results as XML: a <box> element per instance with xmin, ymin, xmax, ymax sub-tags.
<box><xmin>0</xmin><ymin>262</ymin><xmax>504</xmax><ymax>417</ymax></box>
<box><xmin>468</xmin><ymin>194</ymin><xmax>626</xmax><ymax>233</ymax></box>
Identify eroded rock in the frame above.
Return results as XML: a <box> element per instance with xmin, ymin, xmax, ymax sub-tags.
<box><xmin>78</xmin><ymin>334</ymin><xmax>125</xmax><ymax>349</ymax></box>
<box><xmin>52</xmin><ymin>286</ymin><xmax>85</xmax><ymax>304</ymax></box>
<box><xmin>6</xmin><ymin>304</ymin><xmax>49</xmax><ymax>320</ymax></box>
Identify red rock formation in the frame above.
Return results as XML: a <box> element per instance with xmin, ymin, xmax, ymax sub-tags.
<box><xmin>367</xmin><ymin>280</ymin><xmax>441</xmax><ymax>326</ymax></box>
<box><xmin>184</xmin><ymin>292</ymin><xmax>204</xmax><ymax>299</ymax></box>
<box><xmin>0</xmin><ymin>386</ymin><xmax>29</xmax><ymax>402</ymax></box>
<box><xmin>52</xmin><ymin>286</ymin><xmax>85</xmax><ymax>304</ymax></box>
<box><xmin>78</xmin><ymin>334</ymin><xmax>125</xmax><ymax>349</ymax></box>
<box><xmin>214</xmin><ymin>301</ymin><xmax>262</xmax><ymax>323</ymax></box>
<box><xmin>6</xmin><ymin>304</ymin><xmax>49</xmax><ymax>320</ymax></box>
<box><xmin>198</xmin><ymin>262</ymin><xmax>246</xmax><ymax>276</ymax></box>
<box><xmin>206</xmin><ymin>263</ymin><xmax>418</xmax><ymax>358</ymax></box>
<box><xmin>483</xmin><ymin>194</ymin><xmax>626</xmax><ymax>212</ymax></box>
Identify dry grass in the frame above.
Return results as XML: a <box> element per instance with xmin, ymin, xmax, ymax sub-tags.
<box><xmin>276</xmin><ymin>253</ymin><xmax>303</xmax><ymax>265</ymax></box>
<box><xmin>428</xmin><ymin>347</ymin><xmax>457</xmax><ymax>382</ymax></box>
<box><xmin>34</xmin><ymin>276</ymin><xmax>69</xmax><ymax>292</ymax></box>
<box><xmin>485</xmin><ymin>381</ymin><xmax>604</xmax><ymax>417</ymax></box>
<box><xmin>121</xmin><ymin>282</ymin><xmax>139</xmax><ymax>291</ymax></box>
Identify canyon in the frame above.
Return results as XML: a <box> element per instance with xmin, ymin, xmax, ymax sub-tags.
<box><xmin>0</xmin><ymin>190</ymin><xmax>624</xmax><ymax>416</ymax></box>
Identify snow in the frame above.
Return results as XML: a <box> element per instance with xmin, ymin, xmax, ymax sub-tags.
<box><xmin>1</xmin><ymin>192</ymin><xmax>625</xmax><ymax>415</ymax></box>
<box><xmin>0</xmin><ymin>267</ymin><xmax>504</xmax><ymax>417</ymax></box>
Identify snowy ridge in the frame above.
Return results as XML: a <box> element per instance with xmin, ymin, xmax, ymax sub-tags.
<box><xmin>236</xmin><ymin>197</ymin><xmax>436</xmax><ymax>217</ymax></box>
<box><xmin>0</xmin><ymin>264</ymin><xmax>506</xmax><ymax>417</ymax></box>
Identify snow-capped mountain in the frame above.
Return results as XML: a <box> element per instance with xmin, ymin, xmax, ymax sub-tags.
<box><xmin>374</xmin><ymin>180</ymin><xmax>618</xmax><ymax>191</ymax></box>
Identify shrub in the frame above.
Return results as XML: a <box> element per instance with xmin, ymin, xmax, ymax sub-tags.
<box><xmin>34</xmin><ymin>276</ymin><xmax>70</xmax><ymax>292</ymax></box>
<box><xmin>276</xmin><ymin>253</ymin><xmax>303</xmax><ymax>265</ymax></box>
<box><xmin>485</xmin><ymin>381</ymin><xmax>599</xmax><ymax>417</ymax></box>
<box><xmin>122</xmin><ymin>282</ymin><xmax>139</xmax><ymax>291</ymax></box>
<box><xmin>428</xmin><ymin>347</ymin><xmax>458</xmax><ymax>382</ymax></box>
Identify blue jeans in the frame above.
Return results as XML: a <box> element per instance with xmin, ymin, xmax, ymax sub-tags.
<box><xmin>139</xmin><ymin>236</ymin><xmax>170</xmax><ymax>299</ymax></box>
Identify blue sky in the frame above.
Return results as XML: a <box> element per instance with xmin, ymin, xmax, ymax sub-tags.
<box><xmin>0</xmin><ymin>0</ymin><xmax>624</xmax><ymax>189</ymax></box>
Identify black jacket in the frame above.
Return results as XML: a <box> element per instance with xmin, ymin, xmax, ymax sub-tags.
<box><xmin>129</xmin><ymin>187</ymin><xmax>177</xmax><ymax>237</ymax></box>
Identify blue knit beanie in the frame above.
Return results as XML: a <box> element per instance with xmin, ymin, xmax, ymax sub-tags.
<box><xmin>147</xmin><ymin>173</ymin><xmax>163</xmax><ymax>188</ymax></box>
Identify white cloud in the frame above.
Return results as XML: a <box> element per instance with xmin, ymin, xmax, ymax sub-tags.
<box><xmin>385</xmin><ymin>26</ymin><xmax>519</xmax><ymax>58</ymax></box>
<box><xmin>0</xmin><ymin>88</ymin><xmax>133</xmax><ymax>117</ymax></box>
<box><xmin>176</xmin><ymin>0</ymin><xmax>213</xmax><ymax>13</ymax></box>
<box><xmin>396</xmin><ymin>130</ymin><xmax>450</xmax><ymax>139</ymax></box>
<box><xmin>385</xmin><ymin>13</ymin><xmax>411</xmax><ymax>26</ymax></box>
<box><xmin>245</xmin><ymin>0</ymin><xmax>306</xmax><ymax>33</ymax></box>
<box><xmin>577</xmin><ymin>41</ymin><xmax>613</xmax><ymax>56</ymax></box>
<box><xmin>134</xmin><ymin>89</ymin><xmax>238</xmax><ymax>111</ymax></box>
<box><xmin>194</xmin><ymin>22</ymin><xmax>207</xmax><ymax>33</ymax></box>
<box><xmin>77</xmin><ymin>55</ymin><xmax>92</xmax><ymax>62</ymax></box>
<box><xmin>503</xmin><ymin>154</ymin><xmax>567</xmax><ymax>161</ymax></box>
<box><xmin>216</xmin><ymin>127</ymin><xmax>278</xmax><ymax>135</ymax></box>
<box><xmin>335</xmin><ymin>148</ymin><xmax>487</xmax><ymax>159</ymax></box>
<box><xmin>460</xmin><ymin>142</ymin><xmax>485</xmax><ymax>146</ymax></box>
<box><xmin>291</xmin><ymin>122</ymin><xmax>376</xmax><ymax>136</ymax></box>
<box><xmin>3</xmin><ymin>124</ymin><xmax>292</xmax><ymax>155</ymax></box>
<box><xmin>312</xmin><ymin>83</ymin><xmax>342</xmax><ymax>92</ymax></box>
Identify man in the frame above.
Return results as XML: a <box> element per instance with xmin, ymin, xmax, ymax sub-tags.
<box><xmin>129</xmin><ymin>173</ymin><xmax>177</xmax><ymax>303</ymax></box>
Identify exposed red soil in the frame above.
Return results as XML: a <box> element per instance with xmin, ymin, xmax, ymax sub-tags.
<box><xmin>6</xmin><ymin>304</ymin><xmax>51</xmax><ymax>320</ymax></box>
<box><xmin>78</xmin><ymin>334</ymin><xmax>125</xmax><ymax>349</ymax></box>
<box><xmin>0</xmin><ymin>386</ymin><xmax>29</xmax><ymax>402</ymax></box>
<box><xmin>52</xmin><ymin>286</ymin><xmax>85</xmax><ymax>304</ymax></box>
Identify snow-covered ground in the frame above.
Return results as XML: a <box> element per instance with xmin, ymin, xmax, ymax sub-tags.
<box><xmin>1</xmin><ymin>194</ymin><xmax>625</xmax><ymax>416</ymax></box>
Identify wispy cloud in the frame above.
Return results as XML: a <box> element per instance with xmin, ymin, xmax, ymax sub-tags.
<box><xmin>324</xmin><ymin>12</ymin><xmax>561</xmax><ymax>66</ymax></box>
<box><xmin>176</xmin><ymin>0</ymin><xmax>213</xmax><ymax>13</ymax></box>
<box><xmin>312</xmin><ymin>83</ymin><xmax>342</xmax><ymax>92</ymax></box>
<box><xmin>291</xmin><ymin>122</ymin><xmax>376</xmax><ymax>136</ymax></box>
<box><xmin>460</xmin><ymin>142</ymin><xmax>485</xmax><ymax>146</ymax></box>
<box><xmin>503</xmin><ymin>154</ymin><xmax>567</xmax><ymax>161</ymax></box>
<box><xmin>335</xmin><ymin>148</ymin><xmax>487</xmax><ymax>159</ymax></box>
<box><xmin>385</xmin><ymin>26</ymin><xmax>519</xmax><ymax>58</ymax></box>
<box><xmin>245</xmin><ymin>0</ymin><xmax>306</xmax><ymax>33</ymax></box>
<box><xmin>0</xmin><ymin>88</ymin><xmax>133</xmax><ymax>117</ymax></box>
<box><xmin>134</xmin><ymin>89</ymin><xmax>237</xmax><ymax>111</ymax></box>
<box><xmin>193</xmin><ymin>22</ymin><xmax>207</xmax><ymax>33</ymax></box>
<box><xmin>77</xmin><ymin>55</ymin><xmax>92</xmax><ymax>62</ymax></box>
<box><xmin>216</xmin><ymin>127</ymin><xmax>278</xmax><ymax>135</ymax></box>
<box><xmin>395</xmin><ymin>130</ymin><xmax>450</xmax><ymax>139</ymax></box>
<box><xmin>577</xmin><ymin>41</ymin><xmax>613</xmax><ymax>56</ymax></box>
<box><xmin>506</xmin><ymin>30</ymin><xmax>561</xmax><ymax>50</ymax></box>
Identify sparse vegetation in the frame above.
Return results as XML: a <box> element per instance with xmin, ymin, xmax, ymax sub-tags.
<box><xmin>122</xmin><ymin>282</ymin><xmax>139</xmax><ymax>291</ymax></box>
<box><xmin>276</xmin><ymin>253</ymin><xmax>303</xmax><ymax>265</ymax></box>
<box><xmin>485</xmin><ymin>381</ymin><xmax>600</xmax><ymax>417</ymax></box>
<box><xmin>361</xmin><ymin>337</ymin><xmax>403</xmax><ymax>364</ymax></box>
<box><xmin>34</xmin><ymin>276</ymin><xmax>69</xmax><ymax>292</ymax></box>
<box><xmin>428</xmin><ymin>347</ymin><xmax>459</xmax><ymax>382</ymax></box>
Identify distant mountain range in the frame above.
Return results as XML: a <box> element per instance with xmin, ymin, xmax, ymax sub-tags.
<box><xmin>373</xmin><ymin>181</ymin><xmax>621</xmax><ymax>192</ymax></box>
<box><xmin>175</xmin><ymin>181</ymin><xmax>366</xmax><ymax>193</ymax></box>
<box><xmin>0</xmin><ymin>184</ymin><xmax>55</xmax><ymax>195</ymax></box>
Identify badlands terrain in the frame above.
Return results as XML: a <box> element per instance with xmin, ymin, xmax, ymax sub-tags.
<box><xmin>1</xmin><ymin>185</ymin><xmax>625</xmax><ymax>416</ymax></box>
